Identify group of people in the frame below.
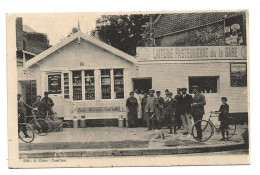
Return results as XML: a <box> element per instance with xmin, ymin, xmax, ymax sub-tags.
<box><xmin>126</xmin><ymin>86</ymin><xmax>230</xmax><ymax>141</ymax></box>
<box><xmin>18</xmin><ymin>91</ymin><xmax>54</xmax><ymax>138</ymax></box>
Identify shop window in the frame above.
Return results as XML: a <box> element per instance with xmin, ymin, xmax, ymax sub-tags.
<box><xmin>101</xmin><ymin>69</ymin><xmax>111</xmax><ymax>99</ymax></box>
<box><xmin>48</xmin><ymin>74</ymin><xmax>61</xmax><ymax>94</ymax></box>
<box><xmin>230</xmin><ymin>63</ymin><xmax>247</xmax><ymax>87</ymax></box>
<box><xmin>114</xmin><ymin>69</ymin><xmax>124</xmax><ymax>99</ymax></box>
<box><xmin>188</xmin><ymin>76</ymin><xmax>219</xmax><ymax>94</ymax></box>
<box><xmin>63</xmin><ymin>73</ymin><xmax>69</xmax><ymax>99</ymax></box>
<box><xmin>72</xmin><ymin>71</ymin><xmax>82</xmax><ymax>100</ymax></box>
<box><xmin>85</xmin><ymin>70</ymin><xmax>95</xmax><ymax>100</ymax></box>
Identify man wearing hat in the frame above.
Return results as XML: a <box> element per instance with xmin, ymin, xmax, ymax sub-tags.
<box><xmin>174</xmin><ymin>88</ymin><xmax>183</xmax><ymax>130</ymax></box>
<box><xmin>17</xmin><ymin>93</ymin><xmax>30</xmax><ymax>138</ymax></box>
<box><xmin>179</xmin><ymin>88</ymin><xmax>193</xmax><ymax>135</ymax></box>
<box><xmin>164</xmin><ymin>89</ymin><xmax>169</xmax><ymax>103</ymax></box>
<box><xmin>156</xmin><ymin>91</ymin><xmax>165</xmax><ymax>107</ymax></box>
<box><xmin>190</xmin><ymin>86</ymin><xmax>206</xmax><ymax>140</ymax></box>
<box><xmin>41</xmin><ymin>91</ymin><xmax>54</xmax><ymax>117</ymax></box>
<box><xmin>144</xmin><ymin>89</ymin><xmax>156</xmax><ymax>131</ymax></box>
<box><xmin>165</xmin><ymin>92</ymin><xmax>178</xmax><ymax>134</ymax></box>
<box><xmin>32</xmin><ymin>95</ymin><xmax>45</xmax><ymax>118</ymax></box>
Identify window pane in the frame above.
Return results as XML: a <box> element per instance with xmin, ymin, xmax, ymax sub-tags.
<box><xmin>101</xmin><ymin>69</ymin><xmax>111</xmax><ymax>99</ymax></box>
<box><xmin>63</xmin><ymin>73</ymin><xmax>69</xmax><ymax>99</ymax></box>
<box><xmin>114</xmin><ymin>69</ymin><xmax>124</xmax><ymax>99</ymax></box>
<box><xmin>189</xmin><ymin>76</ymin><xmax>218</xmax><ymax>93</ymax></box>
<box><xmin>85</xmin><ymin>70</ymin><xmax>95</xmax><ymax>100</ymax></box>
<box><xmin>72</xmin><ymin>71</ymin><xmax>82</xmax><ymax>100</ymax></box>
<box><xmin>48</xmin><ymin>74</ymin><xmax>61</xmax><ymax>94</ymax></box>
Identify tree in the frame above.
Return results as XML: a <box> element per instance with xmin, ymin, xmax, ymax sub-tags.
<box><xmin>92</xmin><ymin>15</ymin><xmax>150</xmax><ymax>56</ymax></box>
<box><xmin>67</xmin><ymin>27</ymin><xmax>78</xmax><ymax>37</ymax></box>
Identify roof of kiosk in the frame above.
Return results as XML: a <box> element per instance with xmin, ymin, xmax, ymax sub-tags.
<box><xmin>24</xmin><ymin>31</ymin><xmax>138</xmax><ymax>68</ymax></box>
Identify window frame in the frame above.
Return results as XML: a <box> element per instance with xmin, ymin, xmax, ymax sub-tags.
<box><xmin>188</xmin><ymin>76</ymin><xmax>220</xmax><ymax>94</ymax></box>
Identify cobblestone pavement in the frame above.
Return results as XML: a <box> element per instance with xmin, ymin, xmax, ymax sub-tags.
<box><xmin>19</xmin><ymin>125</ymin><xmax>248</xmax><ymax>151</ymax></box>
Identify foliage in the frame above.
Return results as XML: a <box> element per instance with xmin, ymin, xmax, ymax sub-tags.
<box><xmin>92</xmin><ymin>15</ymin><xmax>150</xmax><ymax>56</ymax></box>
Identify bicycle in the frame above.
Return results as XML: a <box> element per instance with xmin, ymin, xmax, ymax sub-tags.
<box><xmin>18</xmin><ymin>114</ymin><xmax>34</xmax><ymax>143</ymax></box>
<box><xmin>191</xmin><ymin>111</ymin><xmax>236</xmax><ymax>142</ymax></box>
<box><xmin>27</xmin><ymin>109</ymin><xmax>50</xmax><ymax>136</ymax></box>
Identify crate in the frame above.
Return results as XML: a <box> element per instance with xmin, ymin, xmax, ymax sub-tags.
<box><xmin>49</xmin><ymin>120</ymin><xmax>63</xmax><ymax>132</ymax></box>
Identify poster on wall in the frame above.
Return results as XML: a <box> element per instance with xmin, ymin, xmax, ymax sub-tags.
<box><xmin>230</xmin><ymin>63</ymin><xmax>247</xmax><ymax>87</ymax></box>
<box><xmin>224</xmin><ymin>14</ymin><xmax>244</xmax><ymax>45</ymax></box>
<box><xmin>48</xmin><ymin>74</ymin><xmax>61</xmax><ymax>94</ymax></box>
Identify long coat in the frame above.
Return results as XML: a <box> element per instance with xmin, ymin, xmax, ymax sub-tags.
<box><xmin>164</xmin><ymin>98</ymin><xmax>178</xmax><ymax>126</ymax></box>
<box><xmin>179</xmin><ymin>94</ymin><xmax>193</xmax><ymax>115</ymax></box>
<box><xmin>191</xmin><ymin>93</ymin><xmax>206</xmax><ymax>115</ymax></box>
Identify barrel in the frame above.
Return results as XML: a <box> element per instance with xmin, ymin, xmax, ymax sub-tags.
<box><xmin>79</xmin><ymin>115</ymin><xmax>86</xmax><ymax>128</ymax></box>
<box><xmin>73</xmin><ymin>118</ymin><xmax>78</xmax><ymax>128</ymax></box>
<box><xmin>118</xmin><ymin>118</ymin><xmax>124</xmax><ymax>128</ymax></box>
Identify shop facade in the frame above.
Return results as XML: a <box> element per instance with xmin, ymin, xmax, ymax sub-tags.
<box><xmin>18</xmin><ymin>31</ymin><xmax>248</xmax><ymax>124</ymax></box>
<box><xmin>19</xmin><ymin>32</ymin><xmax>138</xmax><ymax>121</ymax></box>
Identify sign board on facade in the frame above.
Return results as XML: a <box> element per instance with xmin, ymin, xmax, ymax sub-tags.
<box><xmin>224</xmin><ymin>14</ymin><xmax>244</xmax><ymax>45</ymax></box>
<box><xmin>230</xmin><ymin>63</ymin><xmax>247</xmax><ymax>87</ymax></box>
<box><xmin>136</xmin><ymin>46</ymin><xmax>247</xmax><ymax>61</ymax></box>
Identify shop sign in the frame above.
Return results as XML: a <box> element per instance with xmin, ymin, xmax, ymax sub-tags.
<box><xmin>17</xmin><ymin>68</ymin><xmax>36</xmax><ymax>80</ymax></box>
<box><xmin>230</xmin><ymin>63</ymin><xmax>247</xmax><ymax>87</ymax></box>
<box><xmin>136</xmin><ymin>46</ymin><xmax>247</xmax><ymax>61</ymax></box>
<box><xmin>224</xmin><ymin>14</ymin><xmax>244</xmax><ymax>45</ymax></box>
<box><xmin>77</xmin><ymin>106</ymin><xmax>121</xmax><ymax>113</ymax></box>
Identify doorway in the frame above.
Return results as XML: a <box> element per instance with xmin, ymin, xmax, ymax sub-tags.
<box><xmin>132</xmin><ymin>78</ymin><xmax>152</xmax><ymax>94</ymax></box>
<box><xmin>18</xmin><ymin>80</ymin><xmax>37</xmax><ymax>116</ymax></box>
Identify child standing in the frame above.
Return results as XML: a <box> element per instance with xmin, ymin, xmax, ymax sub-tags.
<box><xmin>218</xmin><ymin>97</ymin><xmax>229</xmax><ymax>141</ymax></box>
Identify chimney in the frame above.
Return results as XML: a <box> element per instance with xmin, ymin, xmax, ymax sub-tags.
<box><xmin>16</xmin><ymin>17</ymin><xmax>23</xmax><ymax>51</ymax></box>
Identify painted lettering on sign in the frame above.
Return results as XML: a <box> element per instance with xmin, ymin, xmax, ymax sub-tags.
<box><xmin>77</xmin><ymin>106</ymin><xmax>121</xmax><ymax>113</ymax></box>
<box><xmin>136</xmin><ymin>46</ymin><xmax>246</xmax><ymax>60</ymax></box>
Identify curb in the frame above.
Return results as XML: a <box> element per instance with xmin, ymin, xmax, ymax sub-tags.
<box><xmin>19</xmin><ymin>143</ymin><xmax>248</xmax><ymax>158</ymax></box>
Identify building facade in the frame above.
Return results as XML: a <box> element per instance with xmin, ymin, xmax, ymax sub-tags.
<box><xmin>139</xmin><ymin>12</ymin><xmax>248</xmax><ymax>123</ymax></box>
<box><xmin>17</xmin><ymin>12</ymin><xmax>248</xmax><ymax>125</ymax></box>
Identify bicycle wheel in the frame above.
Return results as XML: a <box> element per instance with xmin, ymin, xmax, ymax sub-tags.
<box><xmin>18</xmin><ymin>123</ymin><xmax>34</xmax><ymax>143</ymax></box>
<box><xmin>192</xmin><ymin>120</ymin><xmax>214</xmax><ymax>142</ymax></box>
<box><xmin>223</xmin><ymin>117</ymin><xmax>236</xmax><ymax>140</ymax></box>
<box><xmin>34</xmin><ymin>119</ymin><xmax>50</xmax><ymax>136</ymax></box>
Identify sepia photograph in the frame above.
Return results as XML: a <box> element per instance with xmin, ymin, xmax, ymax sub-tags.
<box><xmin>7</xmin><ymin>10</ymin><xmax>249</xmax><ymax>168</ymax></box>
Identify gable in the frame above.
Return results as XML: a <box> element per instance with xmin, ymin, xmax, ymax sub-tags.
<box><xmin>38</xmin><ymin>39</ymin><xmax>136</xmax><ymax>69</ymax></box>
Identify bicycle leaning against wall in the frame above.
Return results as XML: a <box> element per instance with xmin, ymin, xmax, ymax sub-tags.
<box><xmin>191</xmin><ymin>111</ymin><xmax>236</xmax><ymax>142</ymax></box>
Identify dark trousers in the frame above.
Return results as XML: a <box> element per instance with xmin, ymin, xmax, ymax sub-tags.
<box><xmin>145</xmin><ymin>112</ymin><xmax>154</xmax><ymax>130</ymax></box>
<box><xmin>192</xmin><ymin>113</ymin><xmax>203</xmax><ymax>138</ymax></box>
<box><xmin>18</xmin><ymin>117</ymin><xmax>27</xmax><ymax>136</ymax></box>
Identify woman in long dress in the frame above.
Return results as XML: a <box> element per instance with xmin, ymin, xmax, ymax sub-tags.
<box><xmin>126</xmin><ymin>92</ymin><xmax>138</xmax><ymax>128</ymax></box>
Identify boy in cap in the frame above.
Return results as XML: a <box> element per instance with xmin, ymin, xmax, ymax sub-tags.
<box><xmin>218</xmin><ymin>97</ymin><xmax>230</xmax><ymax>141</ymax></box>
<box><xmin>165</xmin><ymin>92</ymin><xmax>178</xmax><ymax>134</ymax></box>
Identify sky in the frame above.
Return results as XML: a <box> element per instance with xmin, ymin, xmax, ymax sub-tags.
<box><xmin>20</xmin><ymin>13</ymin><xmax>101</xmax><ymax>45</ymax></box>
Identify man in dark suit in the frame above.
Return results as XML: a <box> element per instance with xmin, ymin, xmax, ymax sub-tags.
<box><xmin>174</xmin><ymin>88</ymin><xmax>183</xmax><ymax>130</ymax></box>
<box><xmin>190</xmin><ymin>86</ymin><xmax>206</xmax><ymax>140</ymax></box>
<box><xmin>179</xmin><ymin>88</ymin><xmax>193</xmax><ymax>135</ymax></box>
<box><xmin>165</xmin><ymin>92</ymin><xmax>178</xmax><ymax>134</ymax></box>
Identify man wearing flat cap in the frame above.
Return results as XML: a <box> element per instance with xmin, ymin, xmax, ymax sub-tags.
<box><xmin>41</xmin><ymin>91</ymin><xmax>55</xmax><ymax>117</ymax></box>
<box><xmin>144</xmin><ymin>89</ymin><xmax>156</xmax><ymax>131</ymax></box>
<box><xmin>179</xmin><ymin>88</ymin><xmax>193</xmax><ymax>135</ymax></box>
<box><xmin>190</xmin><ymin>86</ymin><xmax>206</xmax><ymax>140</ymax></box>
<box><xmin>32</xmin><ymin>95</ymin><xmax>45</xmax><ymax>118</ymax></box>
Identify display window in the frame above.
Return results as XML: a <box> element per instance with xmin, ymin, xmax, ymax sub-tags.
<box><xmin>85</xmin><ymin>70</ymin><xmax>95</xmax><ymax>100</ymax></box>
<box><xmin>101</xmin><ymin>69</ymin><xmax>111</xmax><ymax>99</ymax></box>
<box><xmin>63</xmin><ymin>73</ymin><xmax>70</xmax><ymax>99</ymax></box>
<box><xmin>72</xmin><ymin>71</ymin><xmax>82</xmax><ymax>100</ymax></box>
<box><xmin>189</xmin><ymin>76</ymin><xmax>219</xmax><ymax>93</ymax></box>
<box><xmin>114</xmin><ymin>69</ymin><xmax>124</xmax><ymax>99</ymax></box>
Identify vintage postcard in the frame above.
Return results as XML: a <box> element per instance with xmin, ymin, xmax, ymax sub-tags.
<box><xmin>7</xmin><ymin>10</ymin><xmax>250</xmax><ymax>168</ymax></box>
